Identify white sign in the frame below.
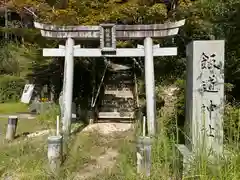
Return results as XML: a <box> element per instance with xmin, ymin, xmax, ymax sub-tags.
<box><xmin>21</xmin><ymin>84</ymin><xmax>35</xmax><ymax>104</ymax></box>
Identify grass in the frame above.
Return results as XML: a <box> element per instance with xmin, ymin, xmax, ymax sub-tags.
<box><xmin>0</xmin><ymin>102</ymin><xmax>125</xmax><ymax>179</ymax></box>
<box><xmin>89</xmin><ymin>105</ymin><xmax>240</xmax><ymax>180</ymax></box>
<box><xmin>0</xmin><ymin>123</ymin><xmax>131</xmax><ymax>179</ymax></box>
<box><xmin>0</xmin><ymin>102</ymin><xmax>28</xmax><ymax>114</ymax></box>
<box><xmin>1</xmin><ymin>102</ymin><xmax>240</xmax><ymax>179</ymax></box>
<box><xmin>0</xmin><ymin>118</ymin><xmax>47</xmax><ymax>138</ymax></box>
<box><xmin>0</xmin><ymin>102</ymin><xmax>60</xmax><ymax>139</ymax></box>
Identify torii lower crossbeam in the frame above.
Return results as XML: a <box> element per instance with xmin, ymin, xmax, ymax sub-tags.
<box><xmin>43</xmin><ymin>47</ymin><xmax>177</xmax><ymax>57</ymax></box>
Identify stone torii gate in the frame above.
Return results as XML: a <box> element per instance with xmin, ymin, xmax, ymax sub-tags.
<box><xmin>34</xmin><ymin>20</ymin><xmax>185</xmax><ymax>136</ymax></box>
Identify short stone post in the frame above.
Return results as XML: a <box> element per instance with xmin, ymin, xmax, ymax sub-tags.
<box><xmin>137</xmin><ymin>136</ymin><xmax>152</xmax><ymax>177</ymax></box>
<box><xmin>6</xmin><ymin>116</ymin><xmax>18</xmax><ymax>140</ymax></box>
<box><xmin>56</xmin><ymin>116</ymin><xmax>60</xmax><ymax>136</ymax></box>
<box><xmin>143</xmin><ymin>116</ymin><xmax>146</xmax><ymax>137</ymax></box>
<box><xmin>47</xmin><ymin>135</ymin><xmax>63</xmax><ymax>174</ymax></box>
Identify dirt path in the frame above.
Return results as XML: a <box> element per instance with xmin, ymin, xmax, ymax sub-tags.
<box><xmin>72</xmin><ymin>122</ymin><xmax>134</xmax><ymax>180</ymax></box>
<box><xmin>0</xmin><ymin>113</ymin><xmax>36</xmax><ymax>119</ymax></box>
<box><xmin>73</xmin><ymin>148</ymin><xmax>118</xmax><ymax>180</ymax></box>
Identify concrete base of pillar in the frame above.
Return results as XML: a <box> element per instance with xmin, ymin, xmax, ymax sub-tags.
<box><xmin>48</xmin><ymin>135</ymin><xmax>63</xmax><ymax>174</ymax></box>
<box><xmin>136</xmin><ymin>136</ymin><xmax>152</xmax><ymax>177</ymax></box>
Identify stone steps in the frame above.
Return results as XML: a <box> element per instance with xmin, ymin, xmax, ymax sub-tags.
<box><xmin>106</xmin><ymin>80</ymin><xmax>134</xmax><ymax>85</ymax></box>
<box><xmin>102</xmin><ymin>94</ymin><xmax>134</xmax><ymax>101</ymax></box>
<box><xmin>105</xmin><ymin>84</ymin><xmax>133</xmax><ymax>90</ymax></box>
<box><xmin>98</xmin><ymin>62</ymin><xmax>136</xmax><ymax>120</ymax></box>
<box><xmin>100</xmin><ymin>107</ymin><xmax>135</xmax><ymax>112</ymax></box>
<box><xmin>104</xmin><ymin>90</ymin><xmax>134</xmax><ymax>98</ymax></box>
<box><xmin>98</xmin><ymin>112</ymin><xmax>135</xmax><ymax>119</ymax></box>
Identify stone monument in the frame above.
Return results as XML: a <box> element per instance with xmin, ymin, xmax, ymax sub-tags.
<box><xmin>176</xmin><ymin>40</ymin><xmax>225</xmax><ymax>176</ymax></box>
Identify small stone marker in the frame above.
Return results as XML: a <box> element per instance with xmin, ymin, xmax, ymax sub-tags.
<box><xmin>6</xmin><ymin>116</ymin><xmax>18</xmax><ymax>141</ymax></box>
<box><xmin>47</xmin><ymin>135</ymin><xmax>63</xmax><ymax>174</ymax></box>
<box><xmin>176</xmin><ymin>40</ymin><xmax>225</xmax><ymax>177</ymax></box>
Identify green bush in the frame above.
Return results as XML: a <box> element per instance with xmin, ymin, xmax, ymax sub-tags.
<box><xmin>0</xmin><ymin>75</ymin><xmax>25</xmax><ymax>103</ymax></box>
<box><xmin>174</xmin><ymin>79</ymin><xmax>185</xmax><ymax>120</ymax></box>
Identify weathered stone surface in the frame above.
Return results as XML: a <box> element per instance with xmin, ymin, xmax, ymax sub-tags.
<box><xmin>98</xmin><ymin>112</ymin><xmax>135</xmax><ymax>119</ymax></box>
<box><xmin>35</xmin><ymin>20</ymin><xmax>185</xmax><ymax>32</ymax></box>
<box><xmin>185</xmin><ymin>40</ymin><xmax>225</xmax><ymax>155</ymax></box>
<box><xmin>59</xmin><ymin>91</ymin><xmax>77</xmax><ymax>122</ymax></box>
<box><xmin>34</xmin><ymin>20</ymin><xmax>185</xmax><ymax>40</ymax></box>
<box><xmin>42</xmin><ymin>47</ymin><xmax>177</xmax><ymax>57</ymax></box>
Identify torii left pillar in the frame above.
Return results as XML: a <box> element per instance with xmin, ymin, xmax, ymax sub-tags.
<box><xmin>144</xmin><ymin>37</ymin><xmax>156</xmax><ymax>136</ymax></box>
<box><xmin>62</xmin><ymin>37</ymin><xmax>74</xmax><ymax>135</ymax></box>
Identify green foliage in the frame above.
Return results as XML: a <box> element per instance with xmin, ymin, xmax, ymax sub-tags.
<box><xmin>224</xmin><ymin>104</ymin><xmax>240</xmax><ymax>144</ymax></box>
<box><xmin>0</xmin><ymin>43</ymin><xmax>23</xmax><ymax>76</ymax></box>
<box><xmin>174</xmin><ymin>79</ymin><xmax>185</xmax><ymax>120</ymax></box>
<box><xmin>0</xmin><ymin>42</ymin><xmax>41</xmax><ymax>77</ymax></box>
<box><xmin>0</xmin><ymin>75</ymin><xmax>25</xmax><ymax>103</ymax></box>
<box><xmin>145</xmin><ymin>3</ymin><xmax>168</xmax><ymax>23</ymax></box>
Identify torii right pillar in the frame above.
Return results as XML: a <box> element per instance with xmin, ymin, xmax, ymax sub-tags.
<box><xmin>144</xmin><ymin>37</ymin><xmax>157</xmax><ymax>136</ymax></box>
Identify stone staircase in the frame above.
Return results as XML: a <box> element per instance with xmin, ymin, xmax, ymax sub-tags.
<box><xmin>97</xmin><ymin>60</ymin><xmax>136</xmax><ymax>121</ymax></box>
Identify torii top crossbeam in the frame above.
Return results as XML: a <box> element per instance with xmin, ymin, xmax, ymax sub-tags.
<box><xmin>34</xmin><ymin>20</ymin><xmax>185</xmax><ymax>40</ymax></box>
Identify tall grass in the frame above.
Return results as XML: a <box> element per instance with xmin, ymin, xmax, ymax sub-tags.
<box><xmin>36</xmin><ymin>103</ymin><xmax>60</xmax><ymax>129</ymax></box>
<box><xmin>0</xmin><ymin>102</ymin><xmax>240</xmax><ymax>179</ymax></box>
<box><xmin>93</xmin><ymin>103</ymin><xmax>240</xmax><ymax>180</ymax></box>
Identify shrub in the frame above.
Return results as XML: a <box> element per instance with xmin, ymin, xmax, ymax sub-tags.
<box><xmin>0</xmin><ymin>75</ymin><xmax>25</xmax><ymax>103</ymax></box>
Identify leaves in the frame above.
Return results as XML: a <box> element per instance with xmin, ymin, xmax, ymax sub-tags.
<box><xmin>146</xmin><ymin>3</ymin><xmax>168</xmax><ymax>23</ymax></box>
<box><xmin>2</xmin><ymin>0</ymin><xmax>240</xmax><ymax>103</ymax></box>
